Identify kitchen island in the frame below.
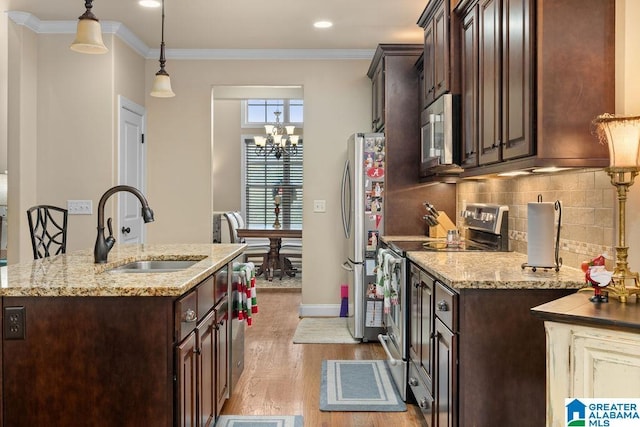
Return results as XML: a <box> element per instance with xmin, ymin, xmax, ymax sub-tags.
<box><xmin>405</xmin><ymin>249</ymin><xmax>585</xmax><ymax>427</ymax></box>
<box><xmin>0</xmin><ymin>243</ymin><xmax>245</xmax><ymax>427</ymax></box>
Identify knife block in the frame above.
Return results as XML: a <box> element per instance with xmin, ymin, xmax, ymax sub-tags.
<box><xmin>429</xmin><ymin>211</ymin><xmax>457</xmax><ymax>238</ymax></box>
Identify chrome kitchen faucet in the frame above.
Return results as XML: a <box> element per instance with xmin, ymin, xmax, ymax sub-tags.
<box><xmin>94</xmin><ymin>185</ymin><xmax>154</xmax><ymax>263</ymax></box>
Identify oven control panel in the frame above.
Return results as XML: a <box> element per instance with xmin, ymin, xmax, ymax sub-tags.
<box><xmin>462</xmin><ymin>203</ymin><xmax>509</xmax><ymax>235</ymax></box>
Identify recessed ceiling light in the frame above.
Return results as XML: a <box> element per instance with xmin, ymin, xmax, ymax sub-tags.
<box><xmin>139</xmin><ymin>0</ymin><xmax>161</xmax><ymax>8</ymax></box>
<box><xmin>314</xmin><ymin>21</ymin><xmax>333</xmax><ymax>29</ymax></box>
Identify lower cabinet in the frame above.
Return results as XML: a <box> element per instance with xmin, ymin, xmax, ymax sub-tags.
<box><xmin>176</xmin><ymin>296</ymin><xmax>229</xmax><ymax>427</ymax></box>
<box><xmin>544</xmin><ymin>321</ymin><xmax>640</xmax><ymax>427</ymax></box>
<box><xmin>407</xmin><ymin>261</ymin><xmax>574</xmax><ymax>426</ymax></box>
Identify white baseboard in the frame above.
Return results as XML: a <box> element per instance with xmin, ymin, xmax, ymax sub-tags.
<box><xmin>299</xmin><ymin>304</ymin><xmax>341</xmax><ymax>317</ymax></box>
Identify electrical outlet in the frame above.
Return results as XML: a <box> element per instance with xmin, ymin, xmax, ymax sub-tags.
<box><xmin>4</xmin><ymin>306</ymin><xmax>25</xmax><ymax>340</ymax></box>
<box><xmin>313</xmin><ymin>200</ymin><xmax>326</xmax><ymax>213</ymax></box>
<box><xmin>67</xmin><ymin>200</ymin><xmax>93</xmax><ymax>215</ymax></box>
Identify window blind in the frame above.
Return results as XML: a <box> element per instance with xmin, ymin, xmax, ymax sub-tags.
<box><xmin>244</xmin><ymin>139</ymin><xmax>303</xmax><ymax>227</ymax></box>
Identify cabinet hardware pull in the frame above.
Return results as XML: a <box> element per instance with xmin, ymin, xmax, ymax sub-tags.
<box><xmin>419</xmin><ymin>397</ymin><xmax>430</xmax><ymax>409</ymax></box>
<box><xmin>183</xmin><ymin>309</ymin><xmax>197</xmax><ymax>323</ymax></box>
<box><xmin>121</xmin><ymin>226</ymin><xmax>131</xmax><ymax>234</ymax></box>
<box><xmin>492</xmin><ymin>142</ymin><xmax>499</xmax><ymax>149</ymax></box>
<box><xmin>409</xmin><ymin>377</ymin><xmax>418</xmax><ymax>386</ymax></box>
<box><xmin>437</xmin><ymin>300</ymin><xmax>449</xmax><ymax>311</ymax></box>
<box><xmin>193</xmin><ymin>348</ymin><xmax>201</xmax><ymax>355</ymax></box>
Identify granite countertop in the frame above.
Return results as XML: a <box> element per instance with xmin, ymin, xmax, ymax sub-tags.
<box><xmin>0</xmin><ymin>243</ymin><xmax>246</xmax><ymax>297</ymax></box>
<box><xmin>408</xmin><ymin>250</ymin><xmax>586</xmax><ymax>290</ymax></box>
<box><xmin>531</xmin><ymin>292</ymin><xmax>640</xmax><ymax>332</ymax></box>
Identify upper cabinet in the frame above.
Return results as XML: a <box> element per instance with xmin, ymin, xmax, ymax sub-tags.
<box><xmin>418</xmin><ymin>0</ymin><xmax>451</xmax><ymax>108</ymax></box>
<box><xmin>454</xmin><ymin>0</ymin><xmax>614</xmax><ymax>176</ymax></box>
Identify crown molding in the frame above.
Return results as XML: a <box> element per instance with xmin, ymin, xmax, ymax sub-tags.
<box><xmin>7</xmin><ymin>11</ymin><xmax>375</xmax><ymax>61</ymax></box>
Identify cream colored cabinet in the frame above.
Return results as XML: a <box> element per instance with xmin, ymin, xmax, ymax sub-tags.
<box><xmin>544</xmin><ymin>321</ymin><xmax>640</xmax><ymax>427</ymax></box>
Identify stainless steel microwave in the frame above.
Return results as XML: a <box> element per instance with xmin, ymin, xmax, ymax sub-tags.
<box><xmin>420</xmin><ymin>93</ymin><xmax>461</xmax><ymax>177</ymax></box>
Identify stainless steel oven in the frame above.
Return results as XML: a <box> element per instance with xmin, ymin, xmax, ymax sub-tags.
<box><xmin>376</xmin><ymin>247</ymin><xmax>408</xmax><ymax>401</ymax></box>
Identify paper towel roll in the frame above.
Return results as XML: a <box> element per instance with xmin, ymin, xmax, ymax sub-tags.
<box><xmin>527</xmin><ymin>202</ymin><xmax>556</xmax><ymax>267</ymax></box>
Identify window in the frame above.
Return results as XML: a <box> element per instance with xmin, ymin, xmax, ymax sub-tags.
<box><xmin>242</xmin><ymin>99</ymin><xmax>303</xmax><ymax>227</ymax></box>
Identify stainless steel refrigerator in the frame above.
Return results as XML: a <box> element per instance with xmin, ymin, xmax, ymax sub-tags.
<box><xmin>341</xmin><ymin>133</ymin><xmax>386</xmax><ymax>341</ymax></box>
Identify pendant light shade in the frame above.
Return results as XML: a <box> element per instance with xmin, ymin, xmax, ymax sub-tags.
<box><xmin>150</xmin><ymin>69</ymin><xmax>175</xmax><ymax>98</ymax></box>
<box><xmin>150</xmin><ymin>0</ymin><xmax>175</xmax><ymax>98</ymax></box>
<box><xmin>70</xmin><ymin>0</ymin><xmax>108</xmax><ymax>54</ymax></box>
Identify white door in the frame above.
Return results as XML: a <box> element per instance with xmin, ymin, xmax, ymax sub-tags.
<box><xmin>118</xmin><ymin>97</ymin><xmax>147</xmax><ymax>244</ymax></box>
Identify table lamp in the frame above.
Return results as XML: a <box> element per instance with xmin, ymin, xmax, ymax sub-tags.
<box><xmin>592</xmin><ymin>113</ymin><xmax>640</xmax><ymax>302</ymax></box>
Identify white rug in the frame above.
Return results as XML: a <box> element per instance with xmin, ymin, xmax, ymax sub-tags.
<box><xmin>292</xmin><ymin>317</ymin><xmax>359</xmax><ymax>344</ymax></box>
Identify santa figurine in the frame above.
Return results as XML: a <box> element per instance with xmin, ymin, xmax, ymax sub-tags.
<box><xmin>581</xmin><ymin>255</ymin><xmax>613</xmax><ymax>303</ymax></box>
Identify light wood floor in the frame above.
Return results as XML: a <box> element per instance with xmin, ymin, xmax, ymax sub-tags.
<box><xmin>221</xmin><ymin>290</ymin><xmax>427</xmax><ymax>427</ymax></box>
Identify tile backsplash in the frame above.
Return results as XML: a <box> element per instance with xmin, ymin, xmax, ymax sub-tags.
<box><xmin>456</xmin><ymin>169</ymin><xmax>617</xmax><ymax>270</ymax></box>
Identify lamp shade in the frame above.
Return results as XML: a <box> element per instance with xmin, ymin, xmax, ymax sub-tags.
<box><xmin>70</xmin><ymin>18</ymin><xmax>108</xmax><ymax>54</ymax></box>
<box><xmin>150</xmin><ymin>73</ymin><xmax>175</xmax><ymax>98</ymax></box>
<box><xmin>593</xmin><ymin>114</ymin><xmax>640</xmax><ymax>168</ymax></box>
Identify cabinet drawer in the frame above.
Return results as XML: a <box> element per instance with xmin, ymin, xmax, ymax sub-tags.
<box><xmin>435</xmin><ymin>281</ymin><xmax>457</xmax><ymax>331</ymax></box>
<box><xmin>175</xmin><ymin>290</ymin><xmax>198</xmax><ymax>342</ymax></box>
<box><xmin>197</xmin><ymin>275</ymin><xmax>215</xmax><ymax>319</ymax></box>
<box><xmin>408</xmin><ymin>361</ymin><xmax>434</xmax><ymax>426</ymax></box>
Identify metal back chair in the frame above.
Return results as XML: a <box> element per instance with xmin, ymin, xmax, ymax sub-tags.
<box><xmin>27</xmin><ymin>205</ymin><xmax>68</xmax><ymax>259</ymax></box>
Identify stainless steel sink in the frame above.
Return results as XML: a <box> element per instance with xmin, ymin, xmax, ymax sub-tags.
<box><xmin>107</xmin><ymin>259</ymin><xmax>199</xmax><ymax>273</ymax></box>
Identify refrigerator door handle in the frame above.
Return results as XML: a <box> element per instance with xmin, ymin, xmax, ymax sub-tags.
<box><xmin>341</xmin><ymin>260</ymin><xmax>354</xmax><ymax>272</ymax></box>
<box><xmin>340</xmin><ymin>159</ymin><xmax>352</xmax><ymax>239</ymax></box>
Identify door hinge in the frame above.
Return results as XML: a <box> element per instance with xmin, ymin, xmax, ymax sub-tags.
<box><xmin>141</xmin><ymin>133</ymin><xmax>145</xmax><ymax>144</ymax></box>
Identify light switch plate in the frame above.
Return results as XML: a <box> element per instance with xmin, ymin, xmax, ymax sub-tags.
<box><xmin>313</xmin><ymin>200</ymin><xmax>326</xmax><ymax>213</ymax></box>
<box><xmin>67</xmin><ymin>200</ymin><xmax>93</xmax><ymax>215</ymax></box>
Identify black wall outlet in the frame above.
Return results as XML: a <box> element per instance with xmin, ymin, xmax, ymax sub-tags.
<box><xmin>4</xmin><ymin>306</ymin><xmax>25</xmax><ymax>340</ymax></box>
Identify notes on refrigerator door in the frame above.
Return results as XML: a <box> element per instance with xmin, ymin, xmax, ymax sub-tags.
<box><xmin>366</xmin><ymin>300</ymin><xmax>383</xmax><ymax>327</ymax></box>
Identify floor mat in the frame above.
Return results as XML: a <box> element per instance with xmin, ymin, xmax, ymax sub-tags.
<box><xmin>215</xmin><ymin>415</ymin><xmax>303</xmax><ymax>426</ymax></box>
<box><xmin>292</xmin><ymin>317</ymin><xmax>359</xmax><ymax>344</ymax></box>
<box><xmin>320</xmin><ymin>359</ymin><xmax>406</xmax><ymax>412</ymax></box>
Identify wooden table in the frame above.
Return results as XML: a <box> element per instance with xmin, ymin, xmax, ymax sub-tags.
<box><xmin>237</xmin><ymin>225</ymin><xmax>302</xmax><ymax>281</ymax></box>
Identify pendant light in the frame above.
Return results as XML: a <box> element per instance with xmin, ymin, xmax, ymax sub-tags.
<box><xmin>70</xmin><ymin>0</ymin><xmax>108</xmax><ymax>54</ymax></box>
<box><xmin>150</xmin><ymin>0</ymin><xmax>175</xmax><ymax>98</ymax></box>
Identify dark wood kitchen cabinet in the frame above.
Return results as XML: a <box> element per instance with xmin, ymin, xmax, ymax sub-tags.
<box><xmin>368</xmin><ymin>44</ymin><xmax>457</xmax><ymax>235</ymax></box>
<box><xmin>455</xmin><ymin>0</ymin><xmax>614</xmax><ymax>175</ymax></box>
<box><xmin>1</xmin><ymin>264</ymin><xmax>233</xmax><ymax>427</ymax></box>
<box><xmin>418</xmin><ymin>0</ymin><xmax>451</xmax><ymax>108</ymax></box>
<box><xmin>408</xmin><ymin>261</ymin><xmax>575</xmax><ymax>426</ymax></box>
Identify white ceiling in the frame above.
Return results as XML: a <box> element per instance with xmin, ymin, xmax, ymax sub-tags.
<box><xmin>9</xmin><ymin>0</ymin><xmax>427</xmax><ymax>51</ymax></box>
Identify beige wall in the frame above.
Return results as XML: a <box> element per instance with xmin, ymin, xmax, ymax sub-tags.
<box><xmin>7</xmin><ymin>28</ymin><xmax>145</xmax><ymax>261</ymax></box>
<box><xmin>144</xmin><ymin>59</ymin><xmax>371</xmax><ymax>310</ymax></box>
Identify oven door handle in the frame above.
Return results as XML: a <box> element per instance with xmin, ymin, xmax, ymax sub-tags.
<box><xmin>377</xmin><ymin>334</ymin><xmax>399</xmax><ymax>366</ymax></box>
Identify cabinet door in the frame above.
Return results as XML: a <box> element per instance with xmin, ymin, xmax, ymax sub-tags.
<box><xmin>410</xmin><ymin>264</ymin><xmax>422</xmax><ymax>362</ymax></box>
<box><xmin>423</xmin><ymin>23</ymin><xmax>436</xmax><ymax>107</ymax></box>
<box><xmin>433</xmin><ymin>0</ymin><xmax>450</xmax><ymax>101</ymax></box>
<box><xmin>198</xmin><ymin>310</ymin><xmax>217</xmax><ymax>427</ymax></box>
<box><xmin>478</xmin><ymin>0</ymin><xmax>501</xmax><ymax>165</ymax></box>
<box><xmin>435</xmin><ymin>319</ymin><xmax>456</xmax><ymax>427</ymax></box>
<box><xmin>460</xmin><ymin>4</ymin><xmax>479</xmax><ymax>168</ymax></box>
<box><xmin>176</xmin><ymin>332</ymin><xmax>198</xmax><ymax>427</ymax></box>
<box><xmin>371</xmin><ymin>61</ymin><xmax>385</xmax><ymax>131</ymax></box>
<box><xmin>420</xmin><ymin>273</ymin><xmax>434</xmax><ymax>386</ymax></box>
<box><xmin>501</xmin><ymin>0</ymin><xmax>533</xmax><ymax>161</ymax></box>
<box><xmin>215</xmin><ymin>298</ymin><xmax>229</xmax><ymax>415</ymax></box>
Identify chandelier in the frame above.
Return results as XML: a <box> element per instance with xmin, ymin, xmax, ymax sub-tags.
<box><xmin>254</xmin><ymin>111</ymin><xmax>300</xmax><ymax>160</ymax></box>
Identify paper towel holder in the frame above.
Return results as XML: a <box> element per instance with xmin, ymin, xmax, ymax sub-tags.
<box><xmin>521</xmin><ymin>197</ymin><xmax>563</xmax><ymax>272</ymax></box>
